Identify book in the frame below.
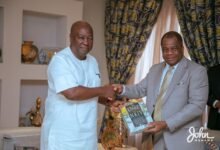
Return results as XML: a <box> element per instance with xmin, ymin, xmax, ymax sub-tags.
<box><xmin>120</xmin><ymin>99</ymin><xmax>153</xmax><ymax>135</ymax></box>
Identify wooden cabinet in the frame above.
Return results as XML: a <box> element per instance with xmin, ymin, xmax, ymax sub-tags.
<box><xmin>0</xmin><ymin>0</ymin><xmax>83</xmax><ymax>128</ymax></box>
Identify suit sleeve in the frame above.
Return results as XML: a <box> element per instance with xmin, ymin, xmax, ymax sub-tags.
<box><xmin>165</xmin><ymin>66</ymin><xmax>208</xmax><ymax>132</ymax></box>
<box><xmin>121</xmin><ymin>73</ymin><xmax>149</xmax><ymax>99</ymax></box>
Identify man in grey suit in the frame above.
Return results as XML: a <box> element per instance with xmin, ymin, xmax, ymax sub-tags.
<box><xmin>115</xmin><ymin>31</ymin><xmax>208</xmax><ymax>150</ymax></box>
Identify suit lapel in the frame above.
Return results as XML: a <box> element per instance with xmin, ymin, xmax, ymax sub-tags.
<box><xmin>163</xmin><ymin>57</ymin><xmax>188</xmax><ymax>104</ymax></box>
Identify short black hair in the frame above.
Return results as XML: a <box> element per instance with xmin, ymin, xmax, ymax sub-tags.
<box><xmin>161</xmin><ymin>31</ymin><xmax>183</xmax><ymax>47</ymax></box>
<box><xmin>70</xmin><ymin>21</ymin><xmax>93</xmax><ymax>37</ymax></box>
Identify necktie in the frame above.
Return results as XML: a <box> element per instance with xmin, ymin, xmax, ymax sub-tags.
<box><xmin>151</xmin><ymin>66</ymin><xmax>174</xmax><ymax>144</ymax></box>
<box><xmin>154</xmin><ymin>66</ymin><xmax>174</xmax><ymax>121</ymax></box>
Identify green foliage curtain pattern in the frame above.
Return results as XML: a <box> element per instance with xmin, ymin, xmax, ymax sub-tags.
<box><xmin>105</xmin><ymin>0</ymin><xmax>162</xmax><ymax>84</ymax></box>
<box><xmin>174</xmin><ymin>0</ymin><xmax>220</xmax><ymax>68</ymax></box>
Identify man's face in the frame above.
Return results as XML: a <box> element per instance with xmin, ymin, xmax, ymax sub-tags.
<box><xmin>71</xmin><ymin>27</ymin><xmax>93</xmax><ymax>60</ymax></box>
<box><xmin>161</xmin><ymin>37</ymin><xmax>184</xmax><ymax>66</ymax></box>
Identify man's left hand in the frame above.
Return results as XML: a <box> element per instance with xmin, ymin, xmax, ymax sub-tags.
<box><xmin>144</xmin><ymin>121</ymin><xmax>168</xmax><ymax>134</ymax></box>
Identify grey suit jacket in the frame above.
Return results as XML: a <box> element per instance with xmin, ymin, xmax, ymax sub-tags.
<box><xmin>122</xmin><ymin>57</ymin><xmax>208</xmax><ymax>150</ymax></box>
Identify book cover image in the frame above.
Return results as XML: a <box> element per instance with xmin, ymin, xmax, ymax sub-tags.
<box><xmin>120</xmin><ymin>99</ymin><xmax>153</xmax><ymax>135</ymax></box>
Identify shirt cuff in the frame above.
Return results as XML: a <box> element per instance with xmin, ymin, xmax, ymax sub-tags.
<box><xmin>120</xmin><ymin>85</ymin><xmax>126</xmax><ymax>95</ymax></box>
<box><xmin>213</xmin><ymin>100</ymin><xmax>219</xmax><ymax>108</ymax></box>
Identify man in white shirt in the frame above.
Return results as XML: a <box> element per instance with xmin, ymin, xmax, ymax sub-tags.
<box><xmin>41</xmin><ymin>21</ymin><xmax>116</xmax><ymax>150</ymax></box>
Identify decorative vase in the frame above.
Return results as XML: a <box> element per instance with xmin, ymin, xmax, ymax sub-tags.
<box><xmin>21</xmin><ymin>41</ymin><xmax>38</xmax><ymax>63</ymax></box>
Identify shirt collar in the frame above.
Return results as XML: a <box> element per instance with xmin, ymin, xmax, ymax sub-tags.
<box><xmin>165</xmin><ymin>63</ymin><xmax>179</xmax><ymax>70</ymax></box>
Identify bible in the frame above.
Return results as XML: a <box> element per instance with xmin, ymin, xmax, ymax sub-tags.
<box><xmin>120</xmin><ymin>99</ymin><xmax>153</xmax><ymax>135</ymax></box>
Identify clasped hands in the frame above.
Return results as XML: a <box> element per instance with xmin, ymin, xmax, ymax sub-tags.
<box><xmin>101</xmin><ymin>84</ymin><xmax>124</xmax><ymax>112</ymax></box>
<box><xmin>102</xmin><ymin>84</ymin><xmax>122</xmax><ymax>100</ymax></box>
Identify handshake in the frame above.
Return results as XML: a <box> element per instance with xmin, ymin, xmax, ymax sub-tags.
<box><xmin>99</xmin><ymin>84</ymin><xmax>125</xmax><ymax>112</ymax></box>
<box><xmin>101</xmin><ymin>84</ymin><xmax>123</xmax><ymax>100</ymax></box>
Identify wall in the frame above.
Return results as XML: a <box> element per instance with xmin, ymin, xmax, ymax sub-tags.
<box><xmin>82</xmin><ymin>0</ymin><xmax>108</xmax><ymax>85</ymax></box>
<box><xmin>0</xmin><ymin>0</ymin><xmax>83</xmax><ymax>128</ymax></box>
<box><xmin>0</xmin><ymin>0</ymin><xmax>106</xmax><ymax>129</ymax></box>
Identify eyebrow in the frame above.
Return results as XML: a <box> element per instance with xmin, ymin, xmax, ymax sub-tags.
<box><xmin>162</xmin><ymin>44</ymin><xmax>179</xmax><ymax>47</ymax></box>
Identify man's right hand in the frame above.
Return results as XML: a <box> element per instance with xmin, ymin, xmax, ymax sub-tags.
<box><xmin>112</xmin><ymin>84</ymin><xmax>123</xmax><ymax>95</ymax></box>
<box><xmin>101</xmin><ymin>85</ymin><xmax>116</xmax><ymax>100</ymax></box>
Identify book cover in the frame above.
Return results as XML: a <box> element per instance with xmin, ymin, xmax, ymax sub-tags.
<box><xmin>120</xmin><ymin>99</ymin><xmax>153</xmax><ymax>135</ymax></box>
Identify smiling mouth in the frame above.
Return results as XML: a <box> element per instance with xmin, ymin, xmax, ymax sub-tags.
<box><xmin>166</xmin><ymin>58</ymin><xmax>174</xmax><ymax>61</ymax></box>
<box><xmin>80</xmin><ymin>46</ymin><xmax>89</xmax><ymax>49</ymax></box>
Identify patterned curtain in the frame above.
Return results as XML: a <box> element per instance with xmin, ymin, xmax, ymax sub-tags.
<box><xmin>174</xmin><ymin>0</ymin><xmax>220</xmax><ymax>68</ymax></box>
<box><xmin>105</xmin><ymin>0</ymin><xmax>163</xmax><ymax>84</ymax></box>
<box><xmin>100</xmin><ymin>0</ymin><xmax>162</xmax><ymax>149</ymax></box>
